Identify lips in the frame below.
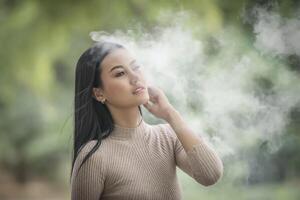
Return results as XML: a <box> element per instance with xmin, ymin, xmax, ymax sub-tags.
<box><xmin>133</xmin><ymin>86</ymin><xmax>145</xmax><ymax>94</ymax></box>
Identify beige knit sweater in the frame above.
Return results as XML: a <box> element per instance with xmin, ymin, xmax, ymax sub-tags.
<box><xmin>71</xmin><ymin>120</ymin><xmax>223</xmax><ymax>200</ymax></box>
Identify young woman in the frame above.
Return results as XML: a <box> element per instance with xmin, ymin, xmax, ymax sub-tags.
<box><xmin>71</xmin><ymin>41</ymin><xmax>223</xmax><ymax>200</ymax></box>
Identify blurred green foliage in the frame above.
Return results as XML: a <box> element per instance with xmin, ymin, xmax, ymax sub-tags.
<box><xmin>0</xmin><ymin>0</ymin><xmax>299</xmax><ymax>199</ymax></box>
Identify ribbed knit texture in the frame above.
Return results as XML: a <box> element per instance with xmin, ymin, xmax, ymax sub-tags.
<box><xmin>71</xmin><ymin>120</ymin><xmax>223</xmax><ymax>200</ymax></box>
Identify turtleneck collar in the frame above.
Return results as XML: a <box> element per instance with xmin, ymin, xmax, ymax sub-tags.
<box><xmin>109</xmin><ymin>119</ymin><xmax>149</xmax><ymax>140</ymax></box>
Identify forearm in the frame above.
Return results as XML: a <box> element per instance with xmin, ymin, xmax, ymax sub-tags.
<box><xmin>164</xmin><ymin>107</ymin><xmax>223</xmax><ymax>185</ymax></box>
<box><xmin>164</xmin><ymin>108</ymin><xmax>203</xmax><ymax>153</ymax></box>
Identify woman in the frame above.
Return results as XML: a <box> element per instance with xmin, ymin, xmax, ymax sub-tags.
<box><xmin>71</xmin><ymin>41</ymin><xmax>223</xmax><ymax>200</ymax></box>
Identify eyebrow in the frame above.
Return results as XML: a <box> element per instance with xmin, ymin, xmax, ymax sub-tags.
<box><xmin>109</xmin><ymin>60</ymin><xmax>136</xmax><ymax>73</ymax></box>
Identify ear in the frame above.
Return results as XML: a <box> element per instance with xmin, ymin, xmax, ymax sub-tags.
<box><xmin>92</xmin><ymin>87</ymin><xmax>105</xmax><ymax>102</ymax></box>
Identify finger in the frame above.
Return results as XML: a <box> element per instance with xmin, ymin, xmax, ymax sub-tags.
<box><xmin>148</xmin><ymin>95</ymin><xmax>156</xmax><ymax>103</ymax></box>
<box><xmin>143</xmin><ymin>102</ymin><xmax>151</xmax><ymax>111</ymax></box>
<box><xmin>143</xmin><ymin>101</ymin><xmax>154</xmax><ymax>111</ymax></box>
<box><xmin>148</xmin><ymin>86</ymin><xmax>159</xmax><ymax>97</ymax></box>
<box><xmin>148</xmin><ymin>88</ymin><xmax>160</xmax><ymax>101</ymax></box>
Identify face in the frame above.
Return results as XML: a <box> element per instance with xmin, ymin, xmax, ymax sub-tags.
<box><xmin>93</xmin><ymin>48</ymin><xmax>149</xmax><ymax>108</ymax></box>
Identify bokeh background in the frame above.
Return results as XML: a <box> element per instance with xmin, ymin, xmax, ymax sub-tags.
<box><xmin>0</xmin><ymin>0</ymin><xmax>300</xmax><ymax>199</ymax></box>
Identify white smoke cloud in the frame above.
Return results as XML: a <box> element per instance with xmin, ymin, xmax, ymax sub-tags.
<box><xmin>253</xmin><ymin>7</ymin><xmax>300</xmax><ymax>56</ymax></box>
<box><xmin>89</xmin><ymin>11</ymin><xmax>300</xmax><ymax>159</ymax></box>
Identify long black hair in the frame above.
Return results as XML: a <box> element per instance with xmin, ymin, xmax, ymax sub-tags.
<box><xmin>71</xmin><ymin>42</ymin><xmax>143</xmax><ymax>179</ymax></box>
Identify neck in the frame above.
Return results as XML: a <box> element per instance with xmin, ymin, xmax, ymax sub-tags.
<box><xmin>107</xmin><ymin>105</ymin><xmax>142</xmax><ymax>128</ymax></box>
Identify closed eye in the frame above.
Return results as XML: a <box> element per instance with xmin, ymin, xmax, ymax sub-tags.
<box><xmin>115</xmin><ymin>71</ymin><xmax>125</xmax><ymax>77</ymax></box>
<box><xmin>115</xmin><ymin>65</ymin><xmax>141</xmax><ymax>77</ymax></box>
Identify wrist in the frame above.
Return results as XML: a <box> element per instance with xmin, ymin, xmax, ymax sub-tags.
<box><xmin>164</xmin><ymin>107</ymin><xmax>180</xmax><ymax>123</ymax></box>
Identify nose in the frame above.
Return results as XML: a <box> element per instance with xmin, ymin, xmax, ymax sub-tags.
<box><xmin>129</xmin><ymin>71</ymin><xmax>140</xmax><ymax>85</ymax></box>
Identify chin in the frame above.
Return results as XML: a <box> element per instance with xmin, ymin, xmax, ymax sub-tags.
<box><xmin>136</xmin><ymin>95</ymin><xmax>149</xmax><ymax>105</ymax></box>
<box><xmin>142</xmin><ymin>97</ymin><xmax>149</xmax><ymax>105</ymax></box>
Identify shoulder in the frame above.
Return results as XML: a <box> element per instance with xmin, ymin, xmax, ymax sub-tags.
<box><xmin>157</xmin><ymin>123</ymin><xmax>177</xmax><ymax>136</ymax></box>
<box><xmin>74</xmin><ymin>140</ymin><xmax>105</xmax><ymax>170</ymax></box>
<box><xmin>151</xmin><ymin>123</ymin><xmax>177</xmax><ymax>143</ymax></box>
<box><xmin>77</xmin><ymin>140</ymin><xmax>100</xmax><ymax>158</ymax></box>
<box><xmin>71</xmin><ymin>140</ymin><xmax>107</xmax><ymax>184</ymax></box>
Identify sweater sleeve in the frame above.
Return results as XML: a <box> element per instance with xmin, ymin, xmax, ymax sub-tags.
<box><xmin>71</xmin><ymin>141</ymin><xmax>106</xmax><ymax>200</ymax></box>
<box><xmin>164</xmin><ymin>123</ymin><xmax>223</xmax><ymax>186</ymax></box>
